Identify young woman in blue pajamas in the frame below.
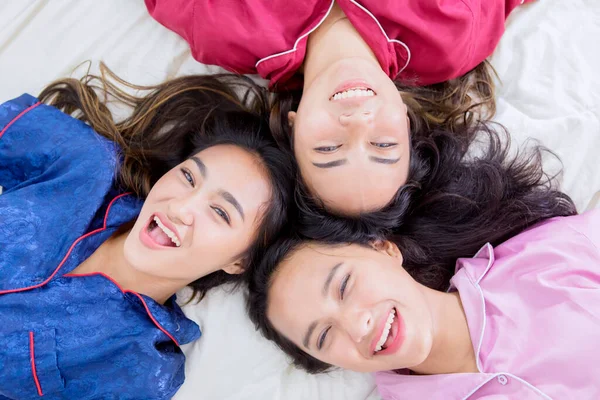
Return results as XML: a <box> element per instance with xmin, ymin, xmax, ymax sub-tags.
<box><xmin>0</xmin><ymin>70</ymin><xmax>293</xmax><ymax>399</ymax></box>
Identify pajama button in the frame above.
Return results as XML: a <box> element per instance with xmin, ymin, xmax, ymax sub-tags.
<box><xmin>497</xmin><ymin>375</ymin><xmax>508</xmax><ymax>385</ymax></box>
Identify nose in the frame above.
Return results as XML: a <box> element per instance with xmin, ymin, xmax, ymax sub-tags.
<box><xmin>341</xmin><ymin>307</ymin><xmax>373</xmax><ymax>343</ymax></box>
<box><xmin>167</xmin><ymin>195</ymin><xmax>195</xmax><ymax>226</ymax></box>
<box><xmin>338</xmin><ymin>111</ymin><xmax>373</xmax><ymax>127</ymax></box>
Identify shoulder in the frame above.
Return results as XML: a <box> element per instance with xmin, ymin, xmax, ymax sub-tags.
<box><xmin>354</xmin><ymin>0</ymin><xmax>512</xmax><ymax>84</ymax></box>
<box><xmin>100</xmin><ymin>312</ymin><xmax>190</xmax><ymax>399</ymax></box>
<box><xmin>456</xmin><ymin>213</ymin><xmax>600</xmax><ymax>290</ymax></box>
<box><xmin>501</xmin><ymin>211</ymin><xmax>600</xmax><ymax>252</ymax></box>
<box><xmin>0</xmin><ymin>94</ymin><xmax>120</xmax><ymax>174</ymax></box>
<box><xmin>146</xmin><ymin>0</ymin><xmax>324</xmax><ymax>81</ymax></box>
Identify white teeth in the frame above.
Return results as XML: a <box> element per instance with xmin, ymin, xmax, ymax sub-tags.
<box><xmin>332</xmin><ymin>88</ymin><xmax>375</xmax><ymax>101</ymax></box>
<box><xmin>153</xmin><ymin>216</ymin><xmax>181</xmax><ymax>247</ymax></box>
<box><xmin>375</xmin><ymin>309</ymin><xmax>396</xmax><ymax>353</ymax></box>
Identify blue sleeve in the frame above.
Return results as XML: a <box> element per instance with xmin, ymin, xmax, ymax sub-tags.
<box><xmin>0</xmin><ymin>94</ymin><xmax>118</xmax><ymax>193</ymax></box>
<box><xmin>0</xmin><ymin>94</ymin><xmax>43</xmax><ymax>191</ymax></box>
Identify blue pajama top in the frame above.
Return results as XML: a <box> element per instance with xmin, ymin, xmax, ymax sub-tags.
<box><xmin>0</xmin><ymin>94</ymin><xmax>201</xmax><ymax>400</ymax></box>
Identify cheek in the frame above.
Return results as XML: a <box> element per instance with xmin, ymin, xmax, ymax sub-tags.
<box><xmin>326</xmin><ymin>339</ymin><xmax>363</xmax><ymax>368</ymax></box>
<box><xmin>188</xmin><ymin>218</ymin><xmax>250</xmax><ymax>262</ymax></box>
<box><xmin>356</xmin><ymin>268</ymin><xmax>403</xmax><ymax>302</ymax></box>
<box><xmin>380</xmin><ymin>109</ymin><xmax>409</xmax><ymax>141</ymax></box>
<box><xmin>149</xmin><ymin>176</ymin><xmax>184</xmax><ymax>200</ymax></box>
<box><xmin>293</xmin><ymin>111</ymin><xmax>335</xmax><ymax>149</ymax></box>
<box><xmin>122</xmin><ymin>229</ymin><xmax>145</xmax><ymax>268</ymax></box>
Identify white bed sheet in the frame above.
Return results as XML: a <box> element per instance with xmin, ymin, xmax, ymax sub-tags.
<box><xmin>0</xmin><ymin>1</ymin><xmax>599</xmax><ymax>400</ymax></box>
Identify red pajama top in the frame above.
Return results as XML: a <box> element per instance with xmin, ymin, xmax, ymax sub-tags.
<box><xmin>146</xmin><ymin>0</ymin><xmax>532</xmax><ymax>88</ymax></box>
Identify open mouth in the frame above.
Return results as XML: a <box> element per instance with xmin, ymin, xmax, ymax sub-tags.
<box><xmin>330</xmin><ymin>87</ymin><xmax>376</xmax><ymax>101</ymax></box>
<box><xmin>145</xmin><ymin>215</ymin><xmax>181</xmax><ymax>248</ymax></box>
<box><xmin>372</xmin><ymin>307</ymin><xmax>404</xmax><ymax>356</ymax></box>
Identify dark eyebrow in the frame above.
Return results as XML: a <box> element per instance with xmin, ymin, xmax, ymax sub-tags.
<box><xmin>323</xmin><ymin>262</ymin><xmax>342</xmax><ymax>297</ymax></box>
<box><xmin>191</xmin><ymin>156</ymin><xmax>207</xmax><ymax>178</ymax></box>
<box><xmin>219</xmin><ymin>190</ymin><xmax>245</xmax><ymax>221</ymax></box>
<box><xmin>312</xmin><ymin>159</ymin><xmax>348</xmax><ymax>169</ymax></box>
<box><xmin>303</xmin><ymin>262</ymin><xmax>343</xmax><ymax>349</ymax></box>
<box><xmin>303</xmin><ymin>322</ymin><xmax>318</xmax><ymax>349</ymax></box>
<box><xmin>369</xmin><ymin>156</ymin><xmax>400</xmax><ymax>165</ymax></box>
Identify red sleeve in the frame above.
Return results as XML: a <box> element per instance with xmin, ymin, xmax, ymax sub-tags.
<box><xmin>381</xmin><ymin>0</ymin><xmax>535</xmax><ymax>85</ymax></box>
<box><xmin>463</xmin><ymin>0</ymin><xmax>535</xmax><ymax>78</ymax></box>
<box><xmin>145</xmin><ymin>0</ymin><xmax>197</xmax><ymax>49</ymax></box>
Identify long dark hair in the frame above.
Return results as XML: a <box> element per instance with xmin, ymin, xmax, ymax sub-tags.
<box><xmin>39</xmin><ymin>64</ymin><xmax>295</xmax><ymax>300</ymax></box>
<box><xmin>247</xmin><ymin>123</ymin><xmax>577</xmax><ymax>373</ymax></box>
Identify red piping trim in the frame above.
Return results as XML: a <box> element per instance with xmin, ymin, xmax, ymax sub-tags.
<box><xmin>29</xmin><ymin>332</ymin><xmax>44</xmax><ymax>396</ymax></box>
<box><xmin>63</xmin><ymin>272</ymin><xmax>180</xmax><ymax>346</ymax></box>
<box><xmin>0</xmin><ymin>193</ymin><xmax>131</xmax><ymax>296</ymax></box>
<box><xmin>0</xmin><ymin>102</ymin><xmax>41</xmax><ymax>140</ymax></box>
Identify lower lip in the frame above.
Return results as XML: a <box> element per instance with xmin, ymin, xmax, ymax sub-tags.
<box><xmin>377</xmin><ymin>308</ymin><xmax>405</xmax><ymax>356</ymax></box>
<box><xmin>332</xmin><ymin>80</ymin><xmax>373</xmax><ymax>97</ymax></box>
<box><xmin>139</xmin><ymin>217</ymin><xmax>174</xmax><ymax>250</ymax></box>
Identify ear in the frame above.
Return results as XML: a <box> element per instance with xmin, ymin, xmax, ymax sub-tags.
<box><xmin>287</xmin><ymin>111</ymin><xmax>297</xmax><ymax>128</ymax></box>
<box><xmin>221</xmin><ymin>259</ymin><xmax>245</xmax><ymax>275</ymax></box>
<box><xmin>370</xmin><ymin>240</ymin><xmax>403</xmax><ymax>263</ymax></box>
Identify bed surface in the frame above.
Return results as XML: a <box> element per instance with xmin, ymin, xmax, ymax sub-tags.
<box><xmin>1</xmin><ymin>1</ymin><xmax>598</xmax><ymax>399</ymax></box>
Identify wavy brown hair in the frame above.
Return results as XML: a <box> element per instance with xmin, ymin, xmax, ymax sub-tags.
<box><xmin>38</xmin><ymin>64</ymin><xmax>295</xmax><ymax>300</ymax></box>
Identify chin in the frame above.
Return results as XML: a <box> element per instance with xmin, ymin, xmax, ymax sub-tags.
<box><xmin>122</xmin><ymin>236</ymin><xmax>148</xmax><ymax>272</ymax></box>
<box><xmin>406</xmin><ymin>333</ymin><xmax>434</xmax><ymax>369</ymax></box>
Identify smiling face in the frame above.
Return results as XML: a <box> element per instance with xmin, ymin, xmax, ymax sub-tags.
<box><xmin>123</xmin><ymin>144</ymin><xmax>271</xmax><ymax>282</ymax></box>
<box><xmin>291</xmin><ymin>58</ymin><xmax>411</xmax><ymax>215</ymax></box>
<box><xmin>267</xmin><ymin>242</ymin><xmax>435</xmax><ymax>373</ymax></box>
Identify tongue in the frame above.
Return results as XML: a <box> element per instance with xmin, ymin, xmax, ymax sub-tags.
<box><xmin>148</xmin><ymin>226</ymin><xmax>173</xmax><ymax>247</ymax></box>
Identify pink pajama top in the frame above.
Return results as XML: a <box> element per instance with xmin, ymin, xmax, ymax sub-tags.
<box><xmin>376</xmin><ymin>210</ymin><xmax>600</xmax><ymax>399</ymax></box>
<box><xmin>146</xmin><ymin>0</ymin><xmax>532</xmax><ymax>89</ymax></box>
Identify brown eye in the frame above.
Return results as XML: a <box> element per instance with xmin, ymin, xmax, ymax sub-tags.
<box><xmin>314</xmin><ymin>145</ymin><xmax>341</xmax><ymax>153</ymax></box>
<box><xmin>181</xmin><ymin>168</ymin><xmax>195</xmax><ymax>186</ymax></box>
<box><xmin>318</xmin><ymin>327</ymin><xmax>331</xmax><ymax>350</ymax></box>
<box><xmin>211</xmin><ymin>206</ymin><xmax>231</xmax><ymax>225</ymax></box>
<box><xmin>371</xmin><ymin>142</ymin><xmax>397</xmax><ymax>148</ymax></box>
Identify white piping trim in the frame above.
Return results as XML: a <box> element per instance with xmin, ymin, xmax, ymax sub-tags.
<box><xmin>473</xmin><ymin>283</ymin><xmax>487</xmax><ymax>373</ymax></box>
<box><xmin>460</xmin><ymin>244</ymin><xmax>552</xmax><ymax>399</ymax></box>
<box><xmin>255</xmin><ymin>0</ymin><xmax>335</xmax><ymax>68</ymax></box>
<box><xmin>255</xmin><ymin>0</ymin><xmax>411</xmax><ymax>76</ymax></box>
<box><xmin>461</xmin><ymin>373</ymin><xmax>553</xmax><ymax>400</ymax></box>
<box><xmin>348</xmin><ymin>0</ymin><xmax>411</xmax><ymax>75</ymax></box>
<box><xmin>467</xmin><ymin>270</ymin><xmax>552</xmax><ymax>399</ymax></box>
<box><xmin>475</xmin><ymin>243</ymin><xmax>495</xmax><ymax>284</ymax></box>
<box><xmin>500</xmin><ymin>373</ymin><xmax>553</xmax><ymax>400</ymax></box>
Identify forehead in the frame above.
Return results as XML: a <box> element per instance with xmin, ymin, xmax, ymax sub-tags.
<box><xmin>193</xmin><ymin>144</ymin><xmax>270</xmax><ymax>194</ymax></box>
<box><xmin>194</xmin><ymin>145</ymin><xmax>260</xmax><ymax>176</ymax></box>
<box><xmin>268</xmin><ymin>244</ymin><xmax>365</xmax><ymax>310</ymax></box>
<box><xmin>271</xmin><ymin>245</ymin><xmax>331</xmax><ymax>293</ymax></box>
<box><xmin>267</xmin><ymin>245</ymin><xmax>336</xmax><ymax>344</ymax></box>
<box><xmin>305</xmin><ymin>167</ymin><xmax>404</xmax><ymax>214</ymax></box>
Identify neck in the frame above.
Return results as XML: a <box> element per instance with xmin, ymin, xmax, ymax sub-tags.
<box><xmin>72</xmin><ymin>231</ymin><xmax>181</xmax><ymax>304</ymax></box>
<box><xmin>302</xmin><ymin>2</ymin><xmax>380</xmax><ymax>89</ymax></box>
<box><xmin>411</xmin><ymin>289</ymin><xmax>478</xmax><ymax>375</ymax></box>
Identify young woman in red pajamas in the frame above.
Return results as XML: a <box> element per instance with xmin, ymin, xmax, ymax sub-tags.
<box><xmin>147</xmin><ymin>0</ymin><xmax>533</xmax><ymax>216</ymax></box>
